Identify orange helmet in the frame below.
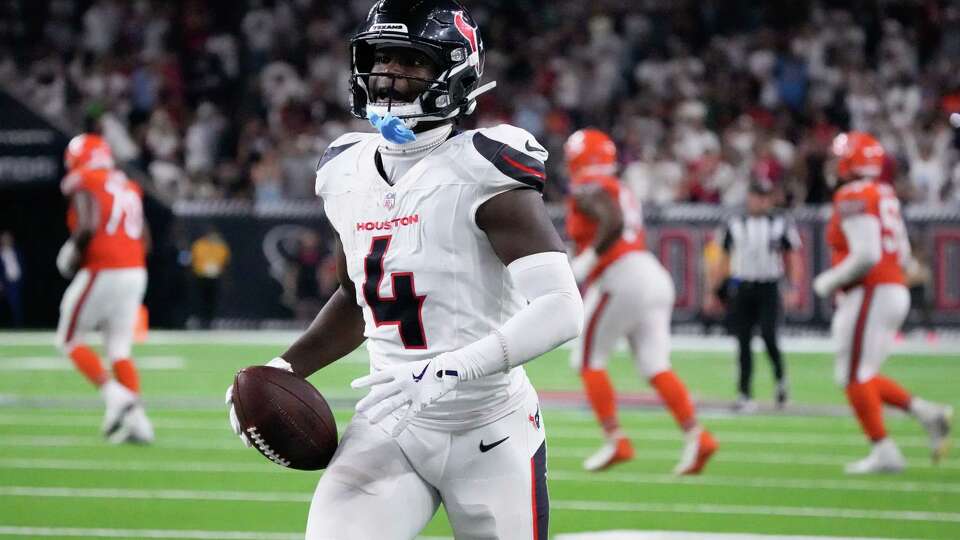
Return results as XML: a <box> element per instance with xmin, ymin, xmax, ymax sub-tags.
<box><xmin>64</xmin><ymin>133</ymin><xmax>114</xmax><ymax>172</ymax></box>
<box><xmin>831</xmin><ymin>131</ymin><xmax>885</xmax><ymax>181</ymax></box>
<box><xmin>564</xmin><ymin>128</ymin><xmax>617</xmax><ymax>177</ymax></box>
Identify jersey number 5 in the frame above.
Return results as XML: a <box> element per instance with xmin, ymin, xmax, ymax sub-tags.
<box><xmin>878</xmin><ymin>197</ymin><xmax>906</xmax><ymax>256</ymax></box>
<box><xmin>362</xmin><ymin>236</ymin><xmax>427</xmax><ymax>349</ymax></box>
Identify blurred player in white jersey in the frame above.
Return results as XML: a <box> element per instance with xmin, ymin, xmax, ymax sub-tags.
<box><xmin>815</xmin><ymin>131</ymin><xmax>952</xmax><ymax>474</ymax></box>
<box><xmin>564</xmin><ymin>129</ymin><xmax>718</xmax><ymax>474</ymax></box>
<box><xmin>56</xmin><ymin>133</ymin><xmax>153</xmax><ymax>444</ymax></box>
<box><xmin>225</xmin><ymin>1</ymin><xmax>583</xmax><ymax>538</ymax></box>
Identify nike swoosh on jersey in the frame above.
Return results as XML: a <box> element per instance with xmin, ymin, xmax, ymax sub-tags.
<box><xmin>525</xmin><ymin>140</ymin><xmax>546</xmax><ymax>154</ymax></box>
<box><xmin>412</xmin><ymin>364</ymin><xmax>429</xmax><ymax>382</ymax></box>
<box><xmin>479</xmin><ymin>436</ymin><xmax>510</xmax><ymax>453</ymax></box>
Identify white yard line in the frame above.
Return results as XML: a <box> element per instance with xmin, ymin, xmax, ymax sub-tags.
<box><xmin>0</xmin><ymin>435</ymin><xmax>952</xmax><ymax>469</ymax></box>
<box><xmin>0</xmin><ymin>486</ymin><xmax>309</xmax><ymax>502</ymax></box>
<box><xmin>0</xmin><ymin>486</ymin><xmax>956</xmax><ymax>524</ymax></box>
<box><xmin>0</xmin><ymin>435</ymin><xmax>245</xmax><ymax>451</ymax></box>
<box><xmin>3</xmin><ymin>330</ymin><xmax>958</xmax><ymax>355</ymax></box>
<box><xmin>0</xmin><ymin>356</ymin><xmax>185</xmax><ymax>371</ymax></box>
<box><xmin>0</xmin><ymin>409</ymin><xmax>910</xmax><ymax>428</ymax></box>
<box><xmin>0</xmin><ymin>526</ymin><xmax>303</xmax><ymax>539</ymax></box>
<box><xmin>554</xmin><ymin>532</ymin><xmax>913</xmax><ymax>540</ymax></box>
<box><xmin>0</xmin><ymin>458</ymin><xmax>283</xmax><ymax>475</ymax></box>
<box><xmin>2</xmin><ymin>457</ymin><xmax>958</xmax><ymax>495</ymax></box>
<box><xmin>0</xmin><ymin>417</ymin><xmax>934</xmax><ymax>449</ymax></box>
<box><xmin>0</xmin><ymin>528</ymin><xmax>449</xmax><ymax>540</ymax></box>
<box><xmin>550</xmin><ymin>500</ymin><xmax>960</xmax><ymax>523</ymax></box>
<box><xmin>547</xmin><ymin>428</ymin><xmax>932</xmax><ymax>449</ymax></box>
<box><xmin>546</xmin><ymin>446</ymin><xmax>959</xmax><ymax>470</ymax></box>
<box><xmin>547</xmin><ymin>470</ymin><xmax>960</xmax><ymax>494</ymax></box>
<box><xmin>0</xmin><ymin>417</ymin><xmax>928</xmax><ymax>450</ymax></box>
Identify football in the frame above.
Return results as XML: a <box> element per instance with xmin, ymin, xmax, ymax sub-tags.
<box><xmin>232</xmin><ymin>366</ymin><xmax>338</xmax><ymax>470</ymax></box>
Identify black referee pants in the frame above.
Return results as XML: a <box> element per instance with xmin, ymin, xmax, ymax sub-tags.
<box><xmin>730</xmin><ymin>280</ymin><xmax>785</xmax><ymax>397</ymax></box>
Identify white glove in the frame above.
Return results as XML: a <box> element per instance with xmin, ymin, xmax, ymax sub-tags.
<box><xmin>812</xmin><ymin>271</ymin><xmax>835</xmax><ymax>298</ymax></box>
<box><xmin>569</xmin><ymin>248</ymin><xmax>598</xmax><ymax>283</ymax></box>
<box><xmin>227</xmin><ymin>357</ymin><xmax>293</xmax><ymax>447</ymax></box>
<box><xmin>351</xmin><ymin>354</ymin><xmax>461</xmax><ymax>436</ymax></box>
<box><xmin>56</xmin><ymin>240</ymin><xmax>79</xmax><ymax>279</ymax></box>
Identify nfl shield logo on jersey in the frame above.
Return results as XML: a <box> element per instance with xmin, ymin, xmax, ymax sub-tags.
<box><xmin>383</xmin><ymin>192</ymin><xmax>396</xmax><ymax>209</ymax></box>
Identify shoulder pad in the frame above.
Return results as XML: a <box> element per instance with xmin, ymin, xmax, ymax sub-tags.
<box><xmin>316</xmin><ymin>132</ymin><xmax>371</xmax><ymax>173</ymax></box>
<box><xmin>834</xmin><ymin>182</ymin><xmax>877</xmax><ymax>217</ymax></box>
<box><xmin>315</xmin><ymin>132</ymin><xmax>376</xmax><ymax>197</ymax></box>
<box><xmin>470</xmin><ymin>125</ymin><xmax>548</xmax><ymax>192</ymax></box>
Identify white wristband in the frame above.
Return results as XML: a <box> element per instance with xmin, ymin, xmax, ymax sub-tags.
<box><xmin>266</xmin><ymin>357</ymin><xmax>293</xmax><ymax>372</ymax></box>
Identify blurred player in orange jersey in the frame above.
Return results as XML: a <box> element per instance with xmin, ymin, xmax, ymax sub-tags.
<box><xmin>564</xmin><ymin>129</ymin><xmax>717</xmax><ymax>474</ymax></box>
<box><xmin>814</xmin><ymin>132</ymin><xmax>952</xmax><ymax>473</ymax></box>
<box><xmin>55</xmin><ymin>133</ymin><xmax>154</xmax><ymax>444</ymax></box>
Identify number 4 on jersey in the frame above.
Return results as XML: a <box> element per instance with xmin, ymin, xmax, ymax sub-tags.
<box><xmin>362</xmin><ymin>236</ymin><xmax>428</xmax><ymax>349</ymax></box>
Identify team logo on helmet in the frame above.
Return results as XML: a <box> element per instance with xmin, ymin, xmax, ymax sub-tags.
<box><xmin>453</xmin><ymin>11</ymin><xmax>478</xmax><ymax>55</ymax></box>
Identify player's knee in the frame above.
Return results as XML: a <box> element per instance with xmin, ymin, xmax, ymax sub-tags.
<box><xmin>637</xmin><ymin>355</ymin><xmax>670</xmax><ymax>379</ymax></box>
<box><xmin>833</xmin><ymin>365</ymin><xmax>849</xmax><ymax>387</ymax></box>
<box><xmin>104</xmin><ymin>341</ymin><xmax>132</xmax><ymax>362</ymax></box>
<box><xmin>56</xmin><ymin>336</ymin><xmax>75</xmax><ymax>355</ymax></box>
<box><xmin>569</xmin><ymin>350</ymin><xmax>583</xmax><ymax>372</ymax></box>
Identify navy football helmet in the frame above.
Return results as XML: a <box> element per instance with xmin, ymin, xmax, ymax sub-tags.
<box><xmin>350</xmin><ymin>0</ymin><xmax>496</xmax><ymax>127</ymax></box>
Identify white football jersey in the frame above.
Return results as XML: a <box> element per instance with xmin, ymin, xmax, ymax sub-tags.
<box><xmin>315</xmin><ymin>124</ymin><xmax>550</xmax><ymax>430</ymax></box>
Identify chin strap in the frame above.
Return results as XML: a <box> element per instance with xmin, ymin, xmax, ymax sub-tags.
<box><xmin>368</xmin><ymin>111</ymin><xmax>417</xmax><ymax>144</ymax></box>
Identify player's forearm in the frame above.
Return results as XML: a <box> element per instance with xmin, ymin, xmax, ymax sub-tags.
<box><xmin>592</xmin><ymin>214</ymin><xmax>623</xmax><ymax>255</ymax></box>
<box><xmin>707</xmin><ymin>252</ymin><xmax>730</xmax><ymax>293</ymax></box>
<box><xmin>814</xmin><ymin>215</ymin><xmax>881</xmax><ymax>295</ymax></box>
<box><xmin>453</xmin><ymin>251</ymin><xmax>584</xmax><ymax>381</ymax></box>
<box><xmin>281</xmin><ymin>286</ymin><xmax>366</xmax><ymax>377</ymax></box>
<box><xmin>786</xmin><ymin>250</ymin><xmax>803</xmax><ymax>288</ymax></box>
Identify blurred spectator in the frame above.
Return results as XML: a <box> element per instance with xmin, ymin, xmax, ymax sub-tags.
<box><xmin>184</xmin><ymin>102</ymin><xmax>225</xmax><ymax>178</ymax></box>
<box><xmin>283</xmin><ymin>231</ymin><xmax>333</xmax><ymax>321</ymax></box>
<box><xmin>251</xmin><ymin>147</ymin><xmax>284</xmax><ymax>204</ymax></box>
<box><xmin>189</xmin><ymin>228</ymin><xmax>231</xmax><ymax>329</ymax></box>
<box><xmin>6</xmin><ymin>0</ymin><xmax>960</xmax><ymax>208</ymax></box>
<box><xmin>902</xmin><ymin>122</ymin><xmax>952</xmax><ymax>206</ymax></box>
<box><xmin>0</xmin><ymin>231</ymin><xmax>23</xmax><ymax>327</ymax></box>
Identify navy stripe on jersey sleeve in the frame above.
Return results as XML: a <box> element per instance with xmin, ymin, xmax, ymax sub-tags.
<box><xmin>472</xmin><ymin>132</ymin><xmax>546</xmax><ymax>192</ymax></box>
<box><xmin>316</xmin><ymin>141</ymin><xmax>360</xmax><ymax>172</ymax></box>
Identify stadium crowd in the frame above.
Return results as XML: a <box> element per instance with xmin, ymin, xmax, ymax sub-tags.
<box><xmin>5</xmin><ymin>0</ymin><xmax>960</xmax><ymax>207</ymax></box>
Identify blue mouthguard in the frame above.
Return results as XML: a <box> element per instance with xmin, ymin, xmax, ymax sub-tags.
<box><xmin>368</xmin><ymin>111</ymin><xmax>417</xmax><ymax>144</ymax></box>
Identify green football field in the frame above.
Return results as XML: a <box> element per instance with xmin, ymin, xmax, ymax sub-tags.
<box><xmin>0</xmin><ymin>333</ymin><xmax>958</xmax><ymax>539</ymax></box>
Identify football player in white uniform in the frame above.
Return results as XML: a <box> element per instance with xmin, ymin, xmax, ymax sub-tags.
<box><xmin>225</xmin><ymin>2</ymin><xmax>583</xmax><ymax>539</ymax></box>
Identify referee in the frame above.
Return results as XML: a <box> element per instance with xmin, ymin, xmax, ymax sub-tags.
<box><xmin>711</xmin><ymin>179</ymin><xmax>802</xmax><ymax>412</ymax></box>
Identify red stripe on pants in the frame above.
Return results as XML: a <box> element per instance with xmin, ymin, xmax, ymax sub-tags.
<box><xmin>581</xmin><ymin>293</ymin><xmax>611</xmax><ymax>371</ymax></box>
<box><xmin>66</xmin><ymin>271</ymin><xmax>98</xmax><ymax>344</ymax></box>
<box><xmin>848</xmin><ymin>286</ymin><xmax>874</xmax><ymax>384</ymax></box>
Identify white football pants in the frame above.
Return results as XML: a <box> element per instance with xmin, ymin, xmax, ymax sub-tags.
<box><xmin>570</xmin><ymin>251</ymin><xmax>674</xmax><ymax>378</ymax></box>
<box><xmin>305</xmin><ymin>387</ymin><xmax>547</xmax><ymax>540</ymax></box>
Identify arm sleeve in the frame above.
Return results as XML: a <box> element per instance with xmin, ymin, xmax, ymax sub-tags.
<box><xmin>816</xmin><ymin>214</ymin><xmax>882</xmax><ymax>293</ymax></box>
<box><xmin>448</xmin><ymin>251</ymin><xmax>584</xmax><ymax>381</ymax></box>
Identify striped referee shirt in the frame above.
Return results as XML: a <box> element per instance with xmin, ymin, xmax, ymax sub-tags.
<box><xmin>721</xmin><ymin>213</ymin><xmax>801</xmax><ymax>282</ymax></box>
